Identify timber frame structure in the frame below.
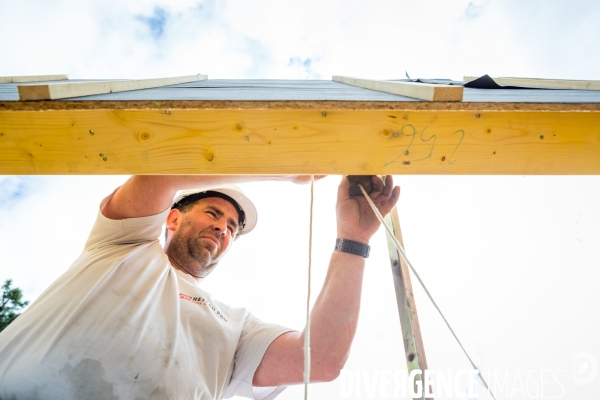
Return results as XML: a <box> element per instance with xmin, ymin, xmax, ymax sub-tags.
<box><xmin>1</xmin><ymin>75</ymin><xmax>600</xmax><ymax>175</ymax></box>
<box><xmin>1</xmin><ymin>74</ymin><xmax>600</xmax><ymax>399</ymax></box>
<box><xmin>1</xmin><ymin>100</ymin><xmax>599</xmax><ymax>175</ymax></box>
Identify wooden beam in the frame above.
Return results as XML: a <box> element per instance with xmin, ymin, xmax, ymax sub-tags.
<box><xmin>333</xmin><ymin>75</ymin><xmax>463</xmax><ymax>102</ymax></box>
<box><xmin>384</xmin><ymin>208</ymin><xmax>431</xmax><ymax>399</ymax></box>
<box><xmin>17</xmin><ymin>74</ymin><xmax>208</xmax><ymax>101</ymax></box>
<box><xmin>0</xmin><ymin>74</ymin><xmax>68</xmax><ymax>84</ymax></box>
<box><xmin>0</xmin><ymin>107</ymin><xmax>599</xmax><ymax>175</ymax></box>
<box><xmin>464</xmin><ymin>76</ymin><xmax>600</xmax><ymax>91</ymax></box>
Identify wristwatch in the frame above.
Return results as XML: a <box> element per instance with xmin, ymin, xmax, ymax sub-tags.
<box><xmin>335</xmin><ymin>238</ymin><xmax>370</xmax><ymax>258</ymax></box>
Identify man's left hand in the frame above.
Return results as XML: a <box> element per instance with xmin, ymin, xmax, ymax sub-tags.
<box><xmin>335</xmin><ymin>175</ymin><xmax>400</xmax><ymax>244</ymax></box>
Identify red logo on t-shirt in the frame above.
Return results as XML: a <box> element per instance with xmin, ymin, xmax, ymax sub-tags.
<box><xmin>178</xmin><ymin>293</ymin><xmax>227</xmax><ymax>322</ymax></box>
<box><xmin>179</xmin><ymin>293</ymin><xmax>193</xmax><ymax>301</ymax></box>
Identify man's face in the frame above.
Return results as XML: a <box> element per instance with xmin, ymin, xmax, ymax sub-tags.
<box><xmin>166</xmin><ymin>197</ymin><xmax>240</xmax><ymax>278</ymax></box>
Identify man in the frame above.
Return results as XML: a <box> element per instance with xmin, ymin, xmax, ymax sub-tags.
<box><xmin>0</xmin><ymin>175</ymin><xmax>399</xmax><ymax>399</ymax></box>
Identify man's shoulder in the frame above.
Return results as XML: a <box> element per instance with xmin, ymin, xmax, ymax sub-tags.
<box><xmin>84</xmin><ymin>202</ymin><xmax>170</xmax><ymax>251</ymax></box>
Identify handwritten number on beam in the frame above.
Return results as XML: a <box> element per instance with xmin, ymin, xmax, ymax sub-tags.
<box><xmin>447</xmin><ymin>130</ymin><xmax>465</xmax><ymax>165</ymax></box>
<box><xmin>412</xmin><ymin>127</ymin><xmax>437</xmax><ymax>162</ymax></box>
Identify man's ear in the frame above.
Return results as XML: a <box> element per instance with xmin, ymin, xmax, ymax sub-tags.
<box><xmin>166</xmin><ymin>209</ymin><xmax>182</xmax><ymax>233</ymax></box>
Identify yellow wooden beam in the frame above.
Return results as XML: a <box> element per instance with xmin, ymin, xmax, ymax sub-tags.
<box><xmin>0</xmin><ymin>107</ymin><xmax>599</xmax><ymax>174</ymax></box>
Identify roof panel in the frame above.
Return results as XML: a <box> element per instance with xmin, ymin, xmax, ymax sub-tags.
<box><xmin>1</xmin><ymin>78</ymin><xmax>600</xmax><ymax>103</ymax></box>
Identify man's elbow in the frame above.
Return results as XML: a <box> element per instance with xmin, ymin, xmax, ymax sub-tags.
<box><xmin>317</xmin><ymin>367</ymin><xmax>342</xmax><ymax>383</ymax></box>
<box><xmin>312</xmin><ymin>355</ymin><xmax>348</xmax><ymax>382</ymax></box>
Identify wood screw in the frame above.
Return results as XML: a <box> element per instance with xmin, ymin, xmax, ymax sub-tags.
<box><xmin>321</xmin><ymin>111</ymin><xmax>327</xmax><ymax>116</ymax></box>
<box><xmin>244</xmin><ymin>136</ymin><xmax>249</xmax><ymax>141</ymax></box>
<box><xmin>165</xmin><ymin>110</ymin><xmax>171</xmax><ymax>114</ymax></box>
<box><xmin>89</xmin><ymin>130</ymin><xmax>94</xmax><ymax>135</ymax></box>
<box><xmin>103</xmin><ymin>157</ymin><xmax>107</xmax><ymax>161</ymax></box>
<box><xmin>99</xmin><ymin>153</ymin><xmax>104</xmax><ymax>157</ymax></box>
<box><xmin>475</xmin><ymin>113</ymin><xmax>481</xmax><ymax>118</ymax></box>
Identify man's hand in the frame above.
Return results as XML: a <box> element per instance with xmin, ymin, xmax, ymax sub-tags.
<box><xmin>336</xmin><ymin>175</ymin><xmax>400</xmax><ymax>244</ymax></box>
<box><xmin>253</xmin><ymin>175</ymin><xmax>400</xmax><ymax>387</ymax></box>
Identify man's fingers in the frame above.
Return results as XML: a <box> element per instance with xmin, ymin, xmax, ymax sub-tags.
<box><xmin>338</xmin><ymin>176</ymin><xmax>351</xmax><ymax>200</ymax></box>
<box><xmin>388</xmin><ymin>186</ymin><xmax>401</xmax><ymax>208</ymax></box>
<box><xmin>370</xmin><ymin>175</ymin><xmax>395</xmax><ymax>202</ymax></box>
<box><xmin>379</xmin><ymin>175</ymin><xmax>394</xmax><ymax>198</ymax></box>
<box><xmin>340</xmin><ymin>174</ymin><xmax>399</xmax><ymax>213</ymax></box>
<box><xmin>369</xmin><ymin>175</ymin><xmax>385</xmax><ymax>196</ymax></box>
<box><xmin>375</xmin><ymin>178</ymin><xmax>400</xmax><ymax>214</ymax></box>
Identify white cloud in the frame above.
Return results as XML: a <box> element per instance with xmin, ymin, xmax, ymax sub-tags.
<box><xmin>2</xmin><ymin>0</ymin><xmax>598</xmax><ymax>80</ymax></box>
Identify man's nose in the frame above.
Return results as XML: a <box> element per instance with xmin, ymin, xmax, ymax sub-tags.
<box><xmin>211</xmin><ymin>219</ymin><xmax>227</xmax><ymax>235</ymax></box>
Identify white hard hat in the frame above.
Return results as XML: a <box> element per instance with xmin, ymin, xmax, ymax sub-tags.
<box><xmin>172</xmin><ymin>184</ymin><xmax>257</xmax><ymax>235</ymax></box>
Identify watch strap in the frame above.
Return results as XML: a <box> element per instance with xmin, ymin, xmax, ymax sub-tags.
<box><xmin>335</xmin><ymin>238</ymin><xmax>370</xmax><ymax>258</ymax></box>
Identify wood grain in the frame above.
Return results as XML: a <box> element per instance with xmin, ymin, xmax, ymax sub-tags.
<box><xmin>0</xmin><ymin>108</ymin><xmax>599</xmax><ymax>175</ymax></box>
<box><xmin>464</xmin><ymin>76</ymin><xmax>600</xmax><ymax>91</ymax></box>
<box><xmin>17</xmin><ymin>74</ymin><xmax>208</xmax><ymax>101</ymax></box>
<box><xmin>334</xmin><ymin>75</ymin><xmax>463</xmax><ymax>102</ymax></box>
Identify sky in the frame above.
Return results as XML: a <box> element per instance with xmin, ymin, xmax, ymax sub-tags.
<box><xmin>1</xmin><ymin>0</ymin><xmax>600</xmax><ymax>399</ymax></box>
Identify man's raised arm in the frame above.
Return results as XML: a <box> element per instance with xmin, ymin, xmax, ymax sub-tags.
<box><xmin>101</xmin><ymin>175</ymin><xmax>311</xmax><ymax>220</ymax></box>
<box><xmin>253</xmin><ymin>175</ymin><xmax>400</xmax><ymax>386</ymax></box>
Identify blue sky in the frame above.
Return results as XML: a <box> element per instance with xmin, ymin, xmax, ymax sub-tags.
<box><xmin>1</xmin><ymin>1</ymin><xmax>600</xmax><ymax>399</ymax></box>
<box><xmin>137</xmin><ymin>7</ymin><xmax>169</xmax><ymax>39</ymax></box>
<box><xmin>0</xmin><ymin>177</ymin><xmax>43</xmax><ymax>210</ymax></box>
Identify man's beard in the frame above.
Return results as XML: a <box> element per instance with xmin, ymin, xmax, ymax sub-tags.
<box><xmin>167</xmin><ymin>227</ymin><xmax>221</xmax><ymax>278</ymax></box>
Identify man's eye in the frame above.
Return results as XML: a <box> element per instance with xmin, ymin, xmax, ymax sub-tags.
<box><xmin>207</xmin><ymin>211</ymin><xmax>216</xmax><ymax>217</ymax></box>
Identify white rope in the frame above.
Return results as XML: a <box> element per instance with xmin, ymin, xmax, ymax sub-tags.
<box><xmin>357</xmin><ymin>183</ymin><xmax>497</xmax><ymax>400</ymax></box>
<box><xmin>303</xmin><ymin>175</ymin><xmax>315</xmax><ymax>400</ymax></box>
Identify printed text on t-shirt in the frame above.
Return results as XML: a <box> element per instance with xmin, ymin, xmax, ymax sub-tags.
<box><xmin>179</xmin><ymin>293</ymin><xmax>228</xmax><ymax>322</ymax></box>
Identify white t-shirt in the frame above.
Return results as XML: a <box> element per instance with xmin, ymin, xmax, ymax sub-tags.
<box><xmin>0</xmin><ymin>197</ymin><xmax>292</xmax><ymax>400</ymax></box>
